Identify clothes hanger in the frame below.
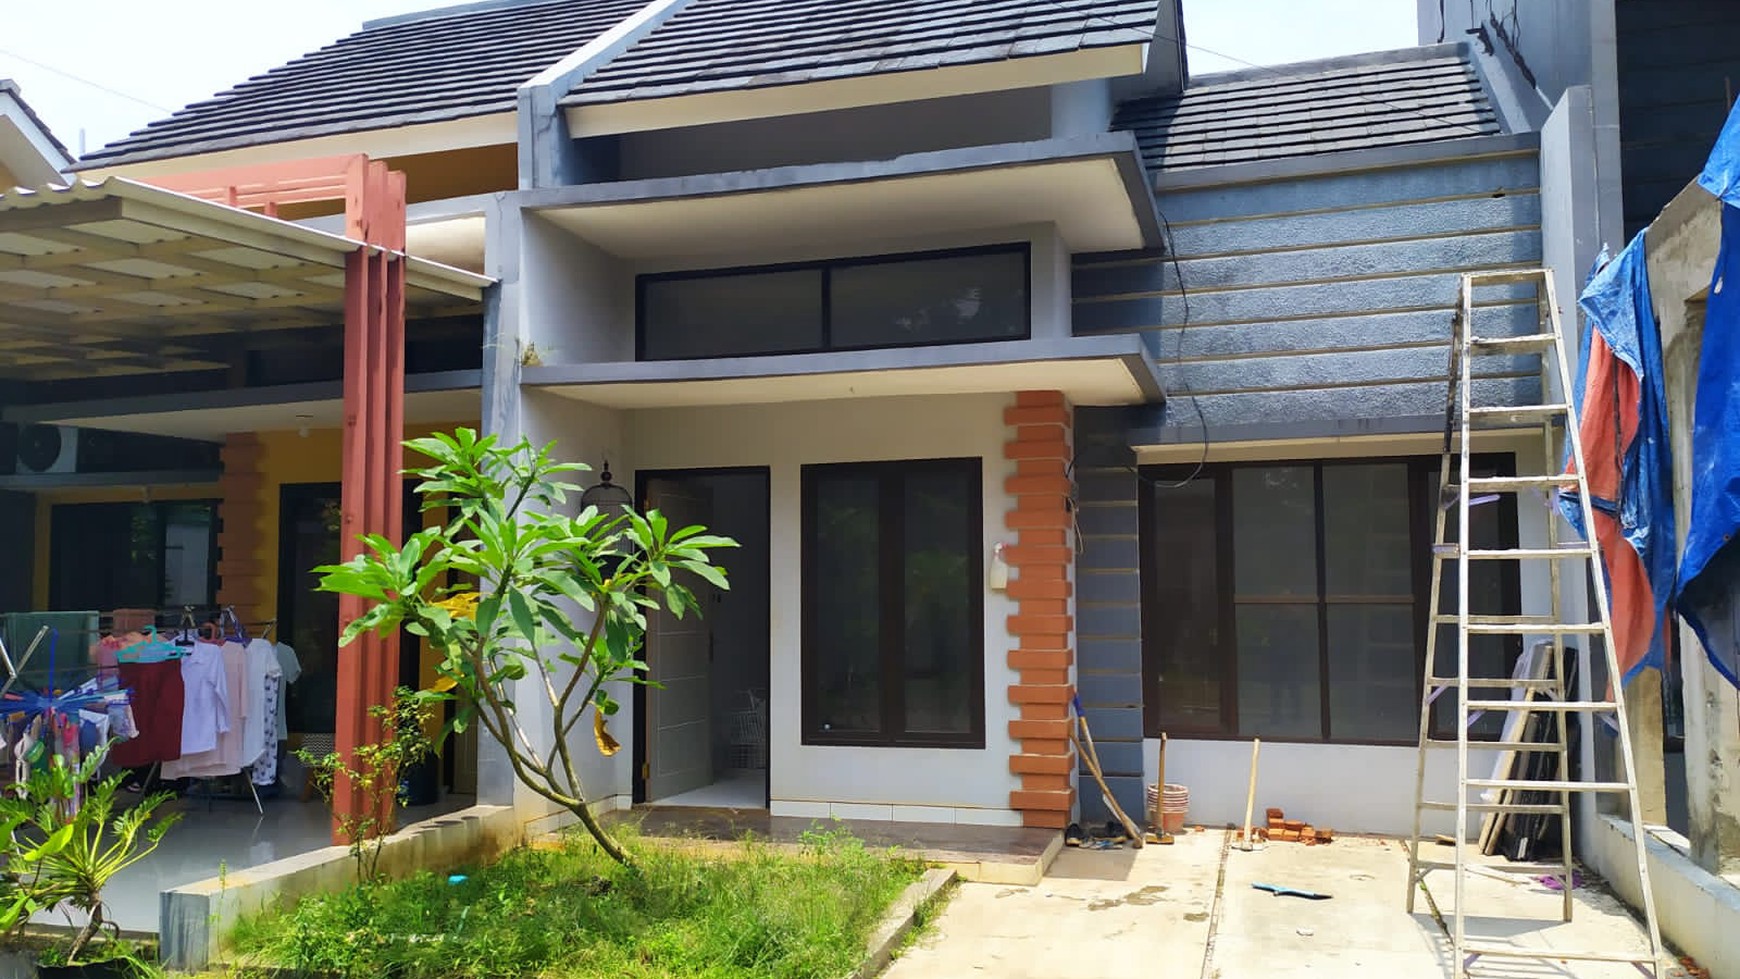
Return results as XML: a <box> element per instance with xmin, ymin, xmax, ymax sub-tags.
<box><xmin>117</xmin><ymin>626</ymin><xmax>182</xmax><ymax>663</ymax></box>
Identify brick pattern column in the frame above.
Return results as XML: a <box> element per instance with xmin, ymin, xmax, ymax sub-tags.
<box><xmin>215</xmin><ymin>432</ymin><xmax>268</xmax><ymax>624</ymax></box>
<box><xmin>1004</xmin><ymin>390</ymin><xmax>1077</xmax><ymax>829</ymax></box>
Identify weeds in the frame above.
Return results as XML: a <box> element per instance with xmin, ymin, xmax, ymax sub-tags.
<box><xmin>230</xmin><ymin>825</ymin><xmax>921</xmax><ymax>979</ymax></box>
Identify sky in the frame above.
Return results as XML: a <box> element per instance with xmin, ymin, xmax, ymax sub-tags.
<box><xmin>1</xmin><ymin>0</ymin><xmax>1421</xmax><ymax>159</ymax></box>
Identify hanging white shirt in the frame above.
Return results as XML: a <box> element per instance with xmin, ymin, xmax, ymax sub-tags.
<box><xmin>273</xmin><ymin>642</ymin><xmax>302</xmax><ymax>741</ymax></box>
<box><xmin>242</xmin><ymin>638</ymin><xmax>282</xmax><ymax>768</ymax></box>
<box><xmin>175</xmin><ymin>642</ymin><xmax>229</xmax><ymax>756</ymax></box>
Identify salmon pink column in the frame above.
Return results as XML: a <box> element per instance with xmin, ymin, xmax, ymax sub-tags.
<box><xmin>334</xmin><ymin>158</ymin><xmax>408</xmax><ymax>840</ymax></box>
<box><xmin>1003</xmin><ymin>391</ymin><xmax>1076</xmax><ymax>829</ymax></box>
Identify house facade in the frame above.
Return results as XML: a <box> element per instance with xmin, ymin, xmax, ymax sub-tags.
<box><xmin>20</xmin><ymin>0</ymin><xmax>1601</xmax><ymax>845</ymax></box>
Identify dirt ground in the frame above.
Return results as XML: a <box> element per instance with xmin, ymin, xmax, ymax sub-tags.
<box><xmin>883</xmin><ymin>828</ymin><xmax>1686</xmax><ymax>979</ymax></box>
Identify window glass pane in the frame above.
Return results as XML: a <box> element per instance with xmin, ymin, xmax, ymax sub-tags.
<box><xmin>161</xmin><ymin>504</ymin><xmax>214</xmax><ymax>607</ymax></box>
<box><xmin>1235</xmin><ymin>604</ymin><xmax>1321</xmax><ymax>738</ymax></box>
<box><xmin>1323</xmin><ymin>464</ymin><xmax>1412</xmax><ymax>598</ymax></box>
<box><xmin>642</xmin><ymin>269</ymin><xmax>824</xmax><ymax>360</ymax></box>
<box><xmin>1148</xmin><ymin>479</ymin><xmax>1222</xmax><ymax>732</ymax></box>
<box><xmin>830</xmin><ymin>250</ymin><xmax>1027</xmax><ymax>348</ymax></box>
<box><xmin>1328</xmin><ymin>605</ymin><xmax>1418</xmax><ymax>741</ymax></box>
<box><xmin>1430</xmin><ymin>465</ymin><xmax>1515</xmax><ymax>739</ymax></box>
<box><xmin>903</xmin><ymin>468</ymin><xmax>978</xmax><ymax>734</ymax></box>
<box><xmin>810</xmin><ymin>473</ymin><xmax>882</xmax><ymax>736</ymax></box>
<box><xmin>1232</xmin><ymin>467</ymin><xmax>1316</xmax><ymax>597</ymax></box>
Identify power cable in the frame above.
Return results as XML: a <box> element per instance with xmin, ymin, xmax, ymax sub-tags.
<box><xmin>0</xmin><ymin>47</ymin><xmax>175</xmax><ymax>115</ymax></box>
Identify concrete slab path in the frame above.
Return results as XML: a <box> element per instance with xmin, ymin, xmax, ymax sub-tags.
<box><xmin>885</xmin><ymin>828</ymin><xmax>1687</xmax><ymax>979</ymax></box>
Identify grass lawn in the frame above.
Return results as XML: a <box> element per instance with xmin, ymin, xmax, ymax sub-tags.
<box><xmin>228</xmin><ymin>827</ymin><xmax>925</xmax><ymax>979</ymax></box>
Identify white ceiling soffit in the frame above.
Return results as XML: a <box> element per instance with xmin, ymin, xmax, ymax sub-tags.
<box><xmin>75</xmin><ymin>113</ymin><xmax>518</xmax><ymax>182</ymax></box>
<box><xmin>51</xmin><ymin>387</ymin><xmax>483</xmax><ymax>442</ymax></box>
<box><xmin>565</xmin><ymin>46</ymin><xmax>1147</xmax><ymax>136</ymax></box>
<box><xmin>538</xmin><ymin>157</ymin><xmax>1145</xmax><ymax>259</ymax></box>
<box><xmin>543</xmin><ymin>358</ymin><xmax>1148</xmax><ymax>409</ymax></box>
<box><xmin>406</xmin><ymin>215</ymin><xmax>487</xmax><ymax>274</ymax></box>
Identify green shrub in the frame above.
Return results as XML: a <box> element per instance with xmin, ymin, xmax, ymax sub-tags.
<box><xmin>230</xmin><ymin>826</ymin><xmax>921</xmax><ymax>979</ymax></box>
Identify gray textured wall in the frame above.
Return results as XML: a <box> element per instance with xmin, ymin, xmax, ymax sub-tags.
<box><xmin>1073</xmin><ymin>147</ymin><xmax>1545</xmax><ymax>445</ymax></box>
<box><xmin>1073</xmin><ymin>406</ymin><xmax>1144</xmax><ymax>825</ymax></box>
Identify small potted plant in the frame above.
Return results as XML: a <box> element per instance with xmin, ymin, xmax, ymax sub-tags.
<box><xmin>0</xmin><ymin>746</ymin><xmax>179</xmax><ymax>978</ymax></box>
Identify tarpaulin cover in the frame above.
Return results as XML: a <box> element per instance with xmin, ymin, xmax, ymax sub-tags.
<box><xmin>1559</xmin><ymin>231</ymin><xmax>1676</xmax><ymax>684</ymax></box>
<box><xmin>1677</xmin><ymin>102</ymin><xmax>1740</xmax><ymax>686</ymax></box>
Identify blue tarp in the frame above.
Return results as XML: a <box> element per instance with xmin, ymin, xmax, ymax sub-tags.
<box><xmin>1676</xmin><ymin>101</ymin><xmax>1740</xmax><ymax>686</ymax></box>
<box><xmin>1676</xmin><ymin>204</ymin><xmax>1740</xmax><ymax>687</ymax></box>
<box><xmin>1559</xmin><ymin>232</ymin><xmax>1676</xmax><ymax>681</ymax></box>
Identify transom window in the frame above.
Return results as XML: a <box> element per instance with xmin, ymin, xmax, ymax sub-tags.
<box><xmin>638</xmin><ymin>245</ymin><xmax>1030</xmax><ymax>361</ymax></box>
<box><xmin>1140</xmin><ymin>457</ymin><xmax>1520</xmax><ymax>744</ymax></box>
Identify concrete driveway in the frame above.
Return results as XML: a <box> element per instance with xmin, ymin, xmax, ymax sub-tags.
<box><xmin>885</xmin><ymin>828</ymin><xmax>1683</xmax><ymax>979</ymax></box>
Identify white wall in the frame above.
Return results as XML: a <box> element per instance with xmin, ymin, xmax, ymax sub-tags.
<box><xmin>495</xmin><ymin>390</ymin><xmax>635</xmax><ymax>815</ymax></box>
<box><xmin>623</xmin><ymin>392</ymin><xmax>1021</xmax><ymax>825</ymax></box>
<box><xmin>1146</xmin><ymin>738</ymin><xmax>1501</xmax><ymax>837</ymax></box>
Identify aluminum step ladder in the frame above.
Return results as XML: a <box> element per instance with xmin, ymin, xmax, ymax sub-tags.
<box><xmin>1404</xmin><ymin>268</ymin><xmax>1666</xmax><ymax>976</ymax></box>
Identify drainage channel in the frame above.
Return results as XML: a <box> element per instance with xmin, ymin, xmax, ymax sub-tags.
<box><xmin>1197</xmin><ymin>825</ymin><xmax>1236</xmax><ymax>979</ymax></box>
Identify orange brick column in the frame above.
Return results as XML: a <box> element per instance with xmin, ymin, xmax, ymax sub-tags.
<box><xmin>215</xmin><ymin>432</ymin><xmax>268</xmax><ymax>624</ymax></box>
<box><xmin>1004</xmin><ymin>390</ymin><xmax>1077</xmax><ymax>829</ymax></box>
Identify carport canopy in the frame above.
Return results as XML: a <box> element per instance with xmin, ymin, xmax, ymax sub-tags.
<box><xmin>0</xmin><ymin>178</ymin><xmax>491</xmax><ymax>382</ymax></box>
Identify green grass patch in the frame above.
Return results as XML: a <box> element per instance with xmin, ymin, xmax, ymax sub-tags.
<box><xmin>228</xmin><ymin>826</ymin><xmax>923</xmax><ymax>979</ymax></box>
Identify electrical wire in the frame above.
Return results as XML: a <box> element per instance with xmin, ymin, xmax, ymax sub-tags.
<box><xmin>1142</xmin><ymin>205</ymin><xmax>1209</xmax><ymax>491</ymax></box>
<box><xmin>0</xmin><ymin>47</ymin><xmax>174</xmax><ymax>114</ymax></box>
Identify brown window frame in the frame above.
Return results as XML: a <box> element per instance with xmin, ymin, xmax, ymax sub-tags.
<box><xmin>1138</xmin><ymin>455</ymin><xmax>1521</xmax><ymax>745</ymax></box>
<box><xmin>801</xmin><ymin>458</ymin><xmax>987</xmax><ymax>749</ymax></box>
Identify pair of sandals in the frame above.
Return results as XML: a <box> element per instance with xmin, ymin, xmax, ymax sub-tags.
<box><xmin>1063</xmin><ymin>820</ymin><xmax>1128</xmax><ymax>848</ymax></box>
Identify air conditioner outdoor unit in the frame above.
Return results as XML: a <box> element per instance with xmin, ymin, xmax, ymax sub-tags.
<box><xmin>15</xmin><ymin>425</ymin><xmax>77</xmax><ymax>475</ymax></box>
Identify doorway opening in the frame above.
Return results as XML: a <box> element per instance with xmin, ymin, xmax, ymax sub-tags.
<box><xmin>634</xmin><ymin>467</ymin><xmax>771</xmax><ymax>810</ymax></box>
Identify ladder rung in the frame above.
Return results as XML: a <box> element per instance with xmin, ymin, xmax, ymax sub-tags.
<box><xmin>1431</xmin><ymin>613</ymin><xmax>1567</xmax><ymax>626</ymax></box>
<box><xmin>1462</xmin><ymin>475</ymin><xmax>1577</xmax><ymax>492</ymax></box>
<box><xmin>1464</xmin><ymin>700</ymin><xmax>1616</xmax><ymax>712</ymax></box>
<box><xmin>1467</xmin><ymin>404</ymin><xmax>1569</xmax><ymax>428</ymax></box>
<box><xmin>1424</xmin><ymin>739</ymin><xmax>1566</xmax><ymax>752</ymax></box>
<box><xmin>1461</xmin><ymin>944</ymin><xmax>1657</xmax><ymax>964</ymax></box>
<box><xmin>1464</xmin><ymin>779</ymin><xmax>1633</xmax><ymax>793</ymax></box>
<box><xmin>1411</xmin><ymin>858</ymin><xmax>1571</xmax><ymax>874</ymax></box>
<box><xmin>1456</xmin><ymin>620</ymin><xmax>1604</xmax><ymax>635</ymax></box>
<box><xmin>1469</xmin><ymin>333</ymin><xmax>1557</xmax><ymax>354</ymax></box>
<box><xmin>1419</xmin><ymin>800</ymin><xmax>1565</xmax><ymax>814</ymax></box>
<box><xmin>1464</xmin><ymin>268</ymin><xmax>1548</xmax><ymax>286</ymax></box>
<box><xmin>1447</xmin><ymin>549</ymin><xmax>1593</xmax><ymax>563</ymax></box>
<box><xmin>1428</xmin><ymin>677</ymin><xmax>1563</xmax><ymax>691</ymax></box>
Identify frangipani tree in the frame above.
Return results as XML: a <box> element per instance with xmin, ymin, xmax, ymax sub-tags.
<box><xmin>316</xmin><ymin>428</ymin><xmax>734</xmax><ymax>866</ymax></box>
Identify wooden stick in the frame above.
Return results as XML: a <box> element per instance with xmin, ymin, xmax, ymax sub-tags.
<box><xmin>1241</xmin><ymin>738</ymin><xmax>1262</xmax><ymax>850</ymax></box>
<box><xmin>1155</xmin><ymin>732</ymin><xmax>1169</xmax><ymax>835</ymax></box>
<box><xmin>1071</xmin><ymin>724</ymin><xmax>1143</xmax><ymax>848</ymax></box>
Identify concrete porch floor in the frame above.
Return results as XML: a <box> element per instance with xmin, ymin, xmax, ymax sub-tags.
<box><xmin>99</xmin><ymin>791</ymin><xmax>473</xmax><ymax>933</ymax></box>
<box><xmin>884</xmin><ymin>829</ymin><xmax>1688</xmax><ymax>979</ymax></box>
<box><xmin>616</xmin><ymin>807</ymin><xmax>1062</xmax><ymax>885</ymax></box>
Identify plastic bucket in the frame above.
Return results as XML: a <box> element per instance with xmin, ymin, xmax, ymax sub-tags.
<box><xmin>1146</xmin><ymin>783</ymin><xmax>1189</xmax><ymax>834</ymax></box>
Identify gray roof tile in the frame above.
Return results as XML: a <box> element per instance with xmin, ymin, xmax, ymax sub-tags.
<box><xmin>79</xmin><ymin>0</ymin><xmax>648</xmax><ymax>169</ymax></box>
<box><xmin>1114</xmin><ymin>47</ymin><xmax>1504</xmax><ymax>173</ymax></box>
<box><xmin>562</xmin><ymin>0</ymin><xmax>1158</xmax><ymax>106</ymax></box>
